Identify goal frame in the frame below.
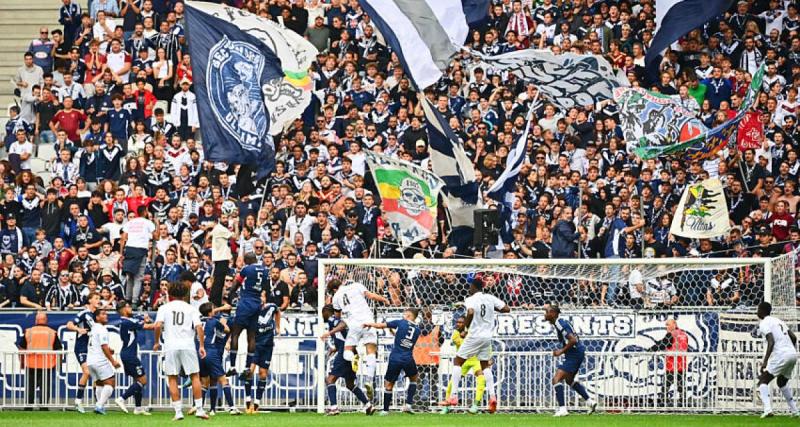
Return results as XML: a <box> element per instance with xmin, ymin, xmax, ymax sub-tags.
<box><xmin>315</xmin><ymin>256</ymin><xmax>793</xmax><ymax>414</ymax></box>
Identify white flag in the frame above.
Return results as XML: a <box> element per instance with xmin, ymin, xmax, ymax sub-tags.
<box><xmin>670</xmin><ymin>178</ymin><xmax>730</xmax><ymax>239</ymax></box>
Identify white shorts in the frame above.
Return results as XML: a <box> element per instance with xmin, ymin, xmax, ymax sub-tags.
<box><xmin>767</xmin><ymin>352</ymin><xmax>798</xmax><ymax>378</ymax></box>
<box><xmin>344</xmin><ymin>323</ymin><xmax>378</xmax><ymax>347</ymax></box>
<box><xmin>163</xmin><ymin>349</ymin><xmax>200</xmax><ymax>376</ymax></box>
<box><xmin>88</xmin><ymin>360</ymin><xmax>115</xmax><ymax>381</ymax></box>
<box><xmin>456</xmin><ymin>336</ymin><xmax>492</xmax><ymax>361</ymax></box>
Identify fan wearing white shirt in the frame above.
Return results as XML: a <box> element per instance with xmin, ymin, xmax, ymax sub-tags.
<box><xmin>85</xmin><ymin>309</ymin><xmax>120</xmax><ymax>415</ymax></box>
<box><xmin>756</xmin><ymin>301</ymin><xmax>799</xmax><ymax>418</ymax></box>
<box><xmin>324</xmin><ymin>278</ymin><xmax>389</xmax><ymax>401</ymax></box>
<box><xmin>444</xmin><ymin>277</ymin><xmax>509</xmax><ymax>414</ymax></box>
<box><xmin>153</xmin><ymin>281</ymin><xmax>208</xmax><ymax>420</ymax></box>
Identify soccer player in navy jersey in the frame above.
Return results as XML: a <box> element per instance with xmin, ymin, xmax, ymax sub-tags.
<box><xmin>228</xmin><ymin>253</ymin><xmax>268</xmax><ymax>378</ymax></box>
<box><xmin>364</xmin><ymin>308</ymin><xmax>421</xmax><ymax>416</ymax></box>
<box><xmin>198</xmin><ymin>302</ymin><xmax>239</xmax><ymax>415</ymax></box>
<box><xmin>246</xmin><ymin>291</ymin><xmax>281</xmax><ymax>414</ymax></box>
<box><xmin>321</xmin><ymin>305</ymin><xmax>374</xmax><ymax>416</ymax></box>
<box><xmin>66</xmin><ymin>291</ymin><xmax>100</xmax><ymax>413</ymax></box>
<box><xmin>544</xmin><ymin>304</ymin><xmax>597</xmax><ymax>417</ymax></box>
<box><xmin>115</xmin><ymin>300</ymin><xmax>156</xmax><ymax>415</ymax></box>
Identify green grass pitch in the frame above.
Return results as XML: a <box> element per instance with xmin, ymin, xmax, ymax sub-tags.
<box><xmin>0</xmin><ymin>411</ymin><xmax>794</xmax><ymax>426</ymax></box>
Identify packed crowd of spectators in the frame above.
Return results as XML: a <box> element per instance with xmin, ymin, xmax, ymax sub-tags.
<box><xmin>2</xmin><ymin>0</ymin><xmax>800</xmax><ymax>312</ymax></box>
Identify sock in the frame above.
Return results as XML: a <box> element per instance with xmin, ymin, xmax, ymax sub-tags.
<box><xmin>228</xmin><ymin>351</ymin><xmax>237</xmax><ymax>369</ymax></box>
<box><xmin>244</xmin><ymin>380</ymin><xmax>253</xmax><ymax>402</ymax></box>
<box><xmin>555</xmin><ymin>383</ymin><xmax>565</xmax><ymax>408</ymax></box>
<box><xmin>194</xmin><ymin>398</ymin><xmax>203</xmax><ymax>411</ymax></box>
<box><xmin>781</xmin><ymin>386</ymin><xmax>798</xmax><ymax>413</ymax></box>
<box><xmin>364</xmin><ymin>354</ymin><xmax>377</xmax><ymax>383</ymax></box>
<box><xmin>256</xmin><ymin>379</ymin><xmax>267</xmax><ymax>400</ymax></box>
<box><xmin>209</xmin><ymin>387</ymin><xmax>218</xmax><ymax>411</ymax></box>
<box><xmin>97</xmin><ymin>385</ymin><xmax>114</xmax><ymax>407</ymax></box>
<box><xmin>571</xmin><ymin>381</ymin><xmax>590</xmax><ymax>401</ymax></box>
<box><xmin>223</xmin><ymin>385</ymin><xmax>234</xmax><ymax>407</ymax></box>
<box><xmin>406</xmin><ymin>383</ymin><xmax>417</xmax><ymax>405</ymax></box>
<box><xmin>352</xmin><ymin>386</ymin><xmax>369</xmax><ymax>404</ymax></box>
<box><xmin>246</xmin><ymin>353</ymin><xmax>255</xmax><ymax>367</ymax></box>
<box><xmin>449</xmin><ymin>365</ymin><xmax>462</xmax><ymax>399</ymax></box>
<box><xmin>445</xmin><ymin>380</ymin><xmax>452</xmax><ymax>400</ymax></box>
<box><xmin>475</xmin><ymin>376</ymin><xmax>486</xmax><ymax>404</ymax></box>
<box><xmin>122</xmin><ymin>382</ymin><xmax>141</xmax><ymax>400</ymax></box>
<box><xmin>76</xmin><ymin>385</ymin><xmax>85</xmax><ymax>401</ymax></box>
<box><xmin>94</xmin><ymin>386</ymin><xmax>102</xmax><ymax>403</ymax></box>
<box><xmin>759</xmin><ymin>384</ymin><xmax>772</xmax><ymax>412</ymax></box>
<box><xmin>134</xmin><ymin>388</ymin><xmax>143</xmax><ymax>408</ymax></box>
<box><xmin>484</xmin><ymin>368</ymin><xmax>496</xmax><ymax>398</ymax></box>
<box><xmin>201</xmin><ymin>387</ymin><xmax>208</xmax><ymax>406</ymax></box>
<box><xmin>172</xmin><ymin>400</ymin><xmax>183</xmax><ymax>416</ymax></box>
<box><xmin>383</xmin><ymin>391</ymin><xmax>392</xmax><ymax>412</ymax></box>
<box><xmin>327</xmin><ymin>384</ymin><xmax>338</xmax><ymax>406</ymax></box>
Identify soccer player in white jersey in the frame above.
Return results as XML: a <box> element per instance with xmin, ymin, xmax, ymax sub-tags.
<box><xmin>324</xmin><ymin>278</ymin><xmax>389</xmax><ymax>401</ymax></box>
<box><xmin>756</xmin><ymin>301</ymin><xmax>799</xmax><ymax>418</ymax></box>
<box><xmin>85</xmin><ymin>309</ymin><xmax>120</xmax><ymax>415</ymax></box>
<box><xmin>444</xmin><ymin>276</ymin><xmax>509</xmax><ymax>414</ymax></box>
<box><xmin>153</xmin><ymin>281</ymin><xmax>208</xmax><ymax>420</ymax></box>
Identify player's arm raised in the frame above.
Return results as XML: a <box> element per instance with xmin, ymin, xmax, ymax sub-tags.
<box><xmin>363</xmin><ymin>322</ymin><xmax>388</xmax><ymax>329</ymax></box>
<box><xmin>364</xmin><ymin>290</ymin><xmax>390</xmax><ymax>305</ymax></box>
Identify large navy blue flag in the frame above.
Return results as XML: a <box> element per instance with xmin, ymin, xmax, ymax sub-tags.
<box><xmin>462</xmin><ymin>0</ymin><xmax>491</xmax><ymax>24</ymax></box>
<box><xmin>646</xmin><ymin>0</ymin><xmax>732</xmax><ymax>66</ymax></box>
<box><xmin>185</xmin><ymin>3</ymin><xmax>282</xmax><ymax>178</ymax></box>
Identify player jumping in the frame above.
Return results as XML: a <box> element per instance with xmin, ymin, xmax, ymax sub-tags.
<box><xmin>321</xmin><ymin>305</ymin><xmax>374</xmax><ymax>416</ymax></box>
<box><xmin>364</xmin><ymin>308</ymin><xmax>421</xmax><ymax>416</ymax></box>
<box><xmin>115</xmin><ymin>301</ymin><xmax>155</xmax><ymax>415</ymax></box>
<box><xmin>756</xmin><ymin>301</ymin><xmax>799</xmax><ymax>418</ymax></box>
<box><xmin>228</xmin><ymin>254</ymin><xmax>267</xmax><ymax>379</ymax></box>
<box><xmin>326</xmin><ymin>279</ymin><xmax>390</xmax><ymax>400</ymax></box>
<box><xmin>66</xmin><ymin>292</ymin><xmax>100</xmax><ymax>413</ymax></box>
<box><xmin>153</xmin><ymin>281</ymin><xmax>209</xmax><ymax>420</ymax></box>
<box><xmin>544</xmin><ymin>304</ymin><xmax>597</xmax><ymax>417</ymax></box>
<box><xmin>85</xmin><ymin>309</ymin><xmax>120</xmax><ymax>415</ymax></box>
<box><xmin>246</xmin><ymin>291</ymin><xmax>281</xmax><ymax>414</ymax></box>
<box><xmin>440</xmin><ymin>316</ymin><xmax>489</xmax><ymax>414</ymax></box>
<box><xmin>198</xmin><ymin>302</ymin><xmax>240</xmax><ymax>416</ymax></box>
<box><xmin>444</xmin><ymin>277</ymin><xmax>509</xmax><ymax>414</ymax></box>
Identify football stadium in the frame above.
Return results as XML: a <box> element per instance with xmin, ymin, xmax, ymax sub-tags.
<box><xmin>0</xmin><ymin>0</ymin><xmax>797</xmax><ymax>426</ymax></box>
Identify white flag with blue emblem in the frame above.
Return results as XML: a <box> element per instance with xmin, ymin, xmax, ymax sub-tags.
<box><xmin>185</xmin><ymin>1</ymin><xmax>317</xmax><ymax>177</ymax></box>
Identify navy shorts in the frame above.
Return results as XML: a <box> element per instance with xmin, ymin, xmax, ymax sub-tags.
<box><xmin>384</xmin><ymin>358</ymin><xmax>418</xmax><ymax>383</ymax></box>
<box><xmin>329</xmin><ymin>356</ymin><xmax>356</xmax><ymax>381</ymax></box>
<box><xmin>74</xmin><ymin>349</ymin><xmax>87</xmax><ymax>365</ymax></box>
<box><xmin>233</xmin><ymin>298</ymin><xmax>260</xmax><ymax>328</ymax></box>
<box><xmin>123</xmin><ymin>358</ymin><xmax>144</xmax><ymax>378</ymax></box>
<box><xmin>558</xmin><ymin>350</ymin><xmax>585</xmax><ymax>374</ymax></box>
<box><xmin>200</xmin><ymin>351</ymin><xmax>225</xmax><ymax>379</ymax></box>
<box><xmin>254</xmin><ymin>342</ymin><xmax>274</xmax><ymax>369</ymax></box>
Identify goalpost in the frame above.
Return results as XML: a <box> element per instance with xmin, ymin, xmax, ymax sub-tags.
<box><xmin>316</xmin><ymin>253</ymin><xmax>799</xmax><ymax>414</ymax></box>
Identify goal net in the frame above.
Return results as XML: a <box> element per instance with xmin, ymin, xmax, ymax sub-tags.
<box><xmin>316</xmin><ymin>254</ymin><xmax>799</xmax><ymax>414</ymax></box>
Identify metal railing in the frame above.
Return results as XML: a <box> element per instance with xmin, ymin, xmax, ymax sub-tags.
<box><xmin>2</xmin><ymin>349</ymin><xmax>797</xmax><ymax>413</ymax></box>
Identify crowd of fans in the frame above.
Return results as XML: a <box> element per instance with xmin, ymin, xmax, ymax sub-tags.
<box><xmin>2</xmin><ymin>0</ymin><xmax>800</xmax><ymax>312</ymax></box>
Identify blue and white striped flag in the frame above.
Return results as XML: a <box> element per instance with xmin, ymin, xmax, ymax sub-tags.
<box><xmin>360</xmin><ymin>0</ymin><xmax>468</xmax><ymax>89</ymax></box>
<box><xmin>646</xmin><ymin>0</ymin><xmax>732</xmax><ymax>66</ymax></box>
<box><xmin>487</xmin><ymin>104</ymin><xmax>535</xmax><ymax>243</ymax></box>
<box><xmin>421</xmin><ymin>98</ymin><xmax>479</xmax><ymax>230</ymax></box>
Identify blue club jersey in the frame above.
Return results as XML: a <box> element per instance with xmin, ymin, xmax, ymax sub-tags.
<box><xmin>255</xmin><ymin>303</ymin><xmax>279</xmax><ymax>346</ymax></box>
<box><xmin>71</xmin><ymin>309</ymin><xmax>96</xmax><ymax>352</ymax></box>
<box><xmin>239</xmin><ymin>264</ymin><xmax>268</xmax><ymax>300</ymax></box>
<box><xmin>327</xmin><ymin>317</ymin><xmax>347</xmax><ymax>353</ymax></box>
<box><xmin>386</xmin><ymin>319</ymin><xmax>420</xmax><ymax>363</ymax></box>
<box><xmin>203</xmin><ymin>315</ymin><xmax>229</xmax><ymax>353</ymax></box>
<box><xmin>119</xmin><ymin>316</ymin><xmax>145</xmax><ymax>361</ymax></box>
<box><xmin>555</xmin><ymin>318</ymin><xmax>585</xmax><ymax>355</ymax></box>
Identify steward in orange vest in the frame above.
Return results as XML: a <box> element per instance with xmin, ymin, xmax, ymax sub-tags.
<box><xmin>648</xmin><ymin>319</ymin><xmax>688</xmax><ymax>406</ymax></box>
<box><xmin>17</xmin><ymin>311</ymin><xmax>62</xmax><ymax>406</ymax></box>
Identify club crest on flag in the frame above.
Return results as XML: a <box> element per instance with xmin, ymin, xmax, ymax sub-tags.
<box><xmin>399</xmin><ymin>178</ymin><xmax>427</xmax><ymax>216</ymax></box>
<box><xmin>670</xmin><ymin>178</ymin><xmax>730</xmax><ymax>239</ymax></box>
<box><xmin>207</xmin><ymin>35</ymin><xmax>268</xmax><ymax>152</ymax></box>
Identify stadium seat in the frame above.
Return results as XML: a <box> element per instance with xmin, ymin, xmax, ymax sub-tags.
<box><xmin>29</xmin><ymin>158</ymin><xmax>47</xmax><ymax>175</ymax></box>
<box><xmin>36</xmin><ymin>143</ymin><xmax>56</xmax><ymax>161</ymax></box>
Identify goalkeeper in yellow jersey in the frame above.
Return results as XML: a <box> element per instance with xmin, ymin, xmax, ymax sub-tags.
<box><xmin>439</xmin><ymin>316</ymin><xmax>489</xmax><ymax>414</ymax></box>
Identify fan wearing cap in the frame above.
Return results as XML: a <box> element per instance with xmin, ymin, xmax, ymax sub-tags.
<box><xmin>170</xmin><ymin>77</ymin><xmax>198</xmax><ymax>140</ymax></box>
<box><xmin>339</xmin><ymin>221</ymin><xmax>367</xmax><ymax>259</ymax></box>
<box><xmin>755</xmin><ymin>226</ymin><xmax>782</xmax><ymax>257</ymax></box>
<box><xmin>0</xmin><ymin>212</ymin><xmax>24</xmax><ymax>256</ymax></box>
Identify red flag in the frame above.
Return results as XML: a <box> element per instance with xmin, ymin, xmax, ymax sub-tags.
<box><xmin>736</xmin><ymin>111</ymin><xmax>764</xmax><ymax>151</ymax></box>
